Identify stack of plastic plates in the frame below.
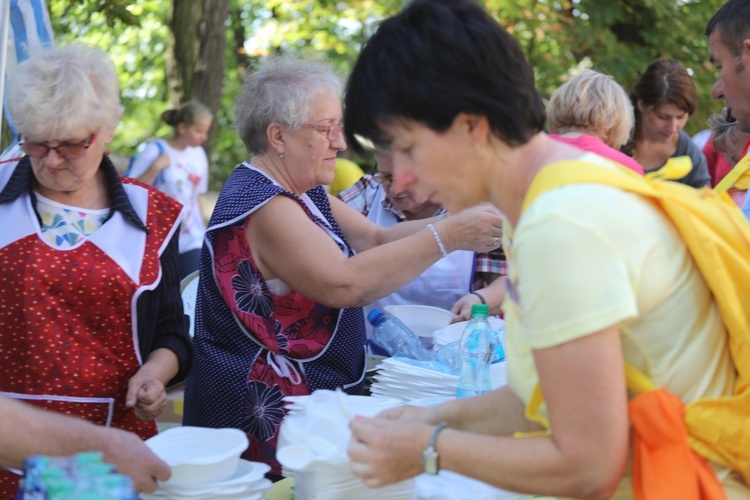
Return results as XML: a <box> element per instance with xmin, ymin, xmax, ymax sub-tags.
<box><xmin>370</xmin><ymin>357</ymin><xmax>506</xmax><ymax>402</ymax></box>
<box><xmin>278</xmin><ymin>390</ymin><xmax>411</xmax><ymax>499</ymax></box>
<box><xmin>291</xmin><ymin>461</ymin><xmax>414</xmax><ymax>499</ymax></box>
<box><xmin>141</xmin><ymin>459</ymin><xmax>271</xmax><ymax>499</ymax></box>
<box><xmin>143</xmin><ymin>426</ymin><xmax>271</xmax><ymax>499</ymax></box>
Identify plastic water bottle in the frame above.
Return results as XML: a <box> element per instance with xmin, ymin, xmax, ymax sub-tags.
<box><xmin>367</xmin><ymin>309</ymin><xmax>435</xmax><ymax>362</ymax></box>
<box><xmin>456</xmin><ymin>304</ymin><xmax>494</xmax><ymax>398</ymax></box>
<box><xmin>492</xmin><ymin>326</ymin><xmax>506</xmax><ymax>362</ymax></box>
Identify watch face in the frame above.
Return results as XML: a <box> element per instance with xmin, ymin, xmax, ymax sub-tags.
<box><xmin>423</xmin><ymin>449</ymin><xmax>439</xmax><ymax>475</ymax></box>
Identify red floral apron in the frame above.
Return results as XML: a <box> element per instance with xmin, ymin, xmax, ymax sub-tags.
<box><xmin>0</xmin><ymin>178</ymin><xmax>182</xmax><ymax>495</ymax></box>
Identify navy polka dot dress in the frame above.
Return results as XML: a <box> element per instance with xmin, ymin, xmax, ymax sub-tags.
<box><xmin>183</xmin><ymin>164</ymin><xmax>366</xmax><ymax>474</ymax></box>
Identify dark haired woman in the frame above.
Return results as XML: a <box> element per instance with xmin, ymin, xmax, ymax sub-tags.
<box><xmin>129</xmin><ymin>101</ymin><xmax>213</xmax><ymax>278</ymax></box>
<box><xmin>627</xmin><ymin>59</ymin><xmax>710</xmax><ymax>188</ymax></box>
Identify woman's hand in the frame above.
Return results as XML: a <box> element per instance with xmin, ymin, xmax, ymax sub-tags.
<box><xmin>100</xmin><ymin>426</ymin><xmax>171</xmax><ymax>493</ymax></box>
<box><xmin>126</xmin><ymin>369</ymin><xmax>167</xmax><ymax>421</ymax></box>
<box><xmin>348</xmin><ymin>416</ymin><xmax>433</xmax><ymax>488</ymax></box>
<box><xmin>451</xmin><ymin>292</ymin><xmax>483</xmax><ymax>322</ymax></box>
<box><xmin>439</xmin><ymin>204</ymin><xmax>504</xmax><ymax>253</ymax></box>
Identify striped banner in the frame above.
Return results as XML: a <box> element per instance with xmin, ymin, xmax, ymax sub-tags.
<box><xmin>1</xmin><ymin>0</ymin><xmax>54</xmax><ymax>160</ymax></box>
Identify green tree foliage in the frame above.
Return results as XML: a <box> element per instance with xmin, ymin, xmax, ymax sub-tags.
<box><xmin>37</xmin><ymin>0</ymin><xmax>725</xmax><ymax>187</ymax></box>
<box><xmin>48</xmin><ymin>0</ymin><xmax>170</xmax><ymax>163</ymax></box>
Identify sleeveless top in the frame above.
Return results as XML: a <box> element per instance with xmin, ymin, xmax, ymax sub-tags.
<box><xmin>183</xmin><ymin>164</ymin><xmax>367</xmax><ymax>474</ymax></box>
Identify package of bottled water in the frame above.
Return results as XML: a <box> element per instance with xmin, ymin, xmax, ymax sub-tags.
<box><xmin>17</xmin><ymin>451</ymin><xmax>138</xmax><ymax>499</ymax></box>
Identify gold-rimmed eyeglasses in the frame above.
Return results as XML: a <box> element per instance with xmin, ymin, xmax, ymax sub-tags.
<box><xmin>20</xmin><ymin>133</ymin><xmax>98</xmax><ymax>160</ymax></box>
<box><xmin>302</xmin><ymin>123</ymin><xmax>345</xmax><ymax>141</ymax></box>
<box><xmin>373</xmin><ymin>172</ymin><xmax>394</xmax><ymax>187</ymax></box>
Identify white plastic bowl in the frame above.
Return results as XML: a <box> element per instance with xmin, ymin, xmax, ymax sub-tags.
<box><xmin>433</xmin><ymin>317</ymin><xmax>504</xmax><ymax>350</ymax></box>
<box><xmin>383</xmin><ymin>305</ymin><xmax>455</xmax><ymax>349</ymax></box>
<box><xmin>145</xmin><ymin>426</ymin><xmax>249</xmax><ymax>486</ymax></box>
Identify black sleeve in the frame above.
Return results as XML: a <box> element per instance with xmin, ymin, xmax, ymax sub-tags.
<box><xmin>136</xmin><ymin>232</ymin><xmax>193</xmax><ymax>386</ymax></box>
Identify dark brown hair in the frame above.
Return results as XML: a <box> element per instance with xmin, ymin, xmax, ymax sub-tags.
<box><xmin>161</xmin><ymin>101</ymin><xmax>212</xmax><ymax>128</ymax></box>
<box><xmin>630</xmin><ymin>59</ymin><xmax>696</xmax><ymax>143</ymax></box>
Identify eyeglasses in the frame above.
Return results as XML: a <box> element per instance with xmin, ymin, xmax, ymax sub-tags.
<box><xmin>373</xmin><ymin>172</ymin><xmax>394</xmax><ymax>187</ymax></box>
<box><xmin>302</xmin><ymin>123</ymin><xmax>345</xmax><ymax>141</ymax></box>
<box><xmin>21</xmin><ymin>133</ymin><xmax>98</xmax><ymax>160</ymax></box>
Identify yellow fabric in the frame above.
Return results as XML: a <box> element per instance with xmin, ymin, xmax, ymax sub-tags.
<box><xmin>513</xmin><ymin>157</ymin><xmax>750</xmax><ymax>489</ymax></box>
<box><xmin>504</xmin><ymin>155</ymin><xmax>732</xmax><ymax>414</ymax></box>
<box><xmin>715</xmin><ymin>152</ymin><xmax>750</xmax><ymax>192</ymax></box>
<box><xmin>328</xmin><ymin>158</ymin><xmax>365</xmax><ymax>196</ymax></box>
<box><xmin>644</xmin><ymin>155</ymin><xmax>693</xmax><ymax>181</ymax></box>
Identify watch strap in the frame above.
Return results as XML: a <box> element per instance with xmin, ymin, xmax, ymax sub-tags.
<box><xmin>422</xmin><ymin>422</ymin><xmax>448</xmax><ymax>475</ymax></box>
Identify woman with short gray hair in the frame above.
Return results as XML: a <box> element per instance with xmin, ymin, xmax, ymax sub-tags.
<box><xmin>0</xmin><ymin>43</ymin><xmax>192</xmax><ymax>495</ymax></box>
<box><xmin>183</xmin><ymin>53</ymin><xmax>503</xmax><ymax>478</ymax></box>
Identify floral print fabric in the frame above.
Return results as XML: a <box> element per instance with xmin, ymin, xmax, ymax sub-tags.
<box><xmin>183</xmin><ymin>165</ymin><xmax>367</xmax><ymax>476</ymax></box>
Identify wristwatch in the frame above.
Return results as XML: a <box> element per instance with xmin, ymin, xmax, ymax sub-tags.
<box><xmin>422</xmin><ymin>422</ymin><xmax>448</xmax><ymax>475</ymax></box>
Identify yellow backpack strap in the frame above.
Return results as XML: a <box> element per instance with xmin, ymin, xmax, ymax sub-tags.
<box><xmin>715</xmin><ymin>152</ymin><xmax>750</xmax><ymax>192</ymax></box>
<box><xmin>522</xmin><ymin>160</ymin><xmax>657</xmax><ymax>215</ymax></box>
<box><xmin>514</xmin><ymin>383</ymin><xmax>552</xmax><ymax>438</ymax></box>
<box><xmin>624</xmin><ymin>362</ymin><xmax>656</xmax><ymax>394</ymax></box>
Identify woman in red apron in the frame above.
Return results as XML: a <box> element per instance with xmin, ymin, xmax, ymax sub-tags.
<box><xmin>0</xmin><ymin>43</ymin><xmax>192</xmax><ymax>496</ymax></box>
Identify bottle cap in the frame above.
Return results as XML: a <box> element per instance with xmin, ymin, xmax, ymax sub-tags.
<box><xmin>367</xmin><ymin>309</ymin><xmax>385</xmax><ymax>326</ymax></box>
<box><xmin>470</xmin><ymin>303</ymin><xmax>489</xmax><ymax>316</ymax></box>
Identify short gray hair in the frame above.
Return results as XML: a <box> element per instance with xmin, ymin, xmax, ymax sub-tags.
<box><xmin>708</xmin><ymin>108</ymin><xmax>740</xmax><ymax>154</ymax></box>
<box><xmin>234</xmin><ymin>53</ymin><xmax>342</xmax><ymax>155</ymax></box>
<box><xmin>547</xmin><ymin>69</ymin><xmax>634</xmax><ymax>149</ymax></box>
<box><xmin>7</xmin><ymin>43</ymin><xmax>123</xmax><ymax>141</ymax></box>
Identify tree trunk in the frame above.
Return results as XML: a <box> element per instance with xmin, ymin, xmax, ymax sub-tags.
<box><xmin>167</xmin><ymin>0</ymin><xmax>229</xmax><ymax>159</ymax></box>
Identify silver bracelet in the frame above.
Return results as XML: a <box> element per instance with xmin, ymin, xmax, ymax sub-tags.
<box><xmin>426</xmin><ymin>223</ymin><xmax>449</xmax><ymax>258</ymax></box>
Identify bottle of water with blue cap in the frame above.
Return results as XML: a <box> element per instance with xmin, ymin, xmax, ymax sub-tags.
<box><xmin>456</xmin><ymin>303</ymin><xmax>494</xmax><ymax>398</ymax></box>
<box><xmin>367</xmin><ymin>309</ymin><xmax>435</xmax><ymax>361</ymax></box>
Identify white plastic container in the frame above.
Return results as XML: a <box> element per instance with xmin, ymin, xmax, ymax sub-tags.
<box><xmin>433</xmin><ymin>317</ymin><xmax>504</xmax><ymax>351</ymax></box>
<box><xmin>145</xmin><ymin>426</ymin><xmax>249</xmax><ymax>486</ymax></box>
<box><xmin>383</xmin><ymin>305</ymin><xmax>455</xmax><ymax>350</ymax></box>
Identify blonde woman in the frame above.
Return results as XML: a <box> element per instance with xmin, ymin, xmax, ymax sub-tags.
<box><xmin>547</xmin><ymin>69</ymin><xmax>644</xmax><ymax>174</ymax></box>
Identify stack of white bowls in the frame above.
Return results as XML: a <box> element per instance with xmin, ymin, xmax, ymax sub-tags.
<box><xmin>143</xmin><ymin>426</ymin><xmax>271</xmax><ymax>499</ymax></box>
<box><xmin>277</xmin><ymin>390</ymin><xmax>411</xmax><ymax>499</ymax></box>
<box><xmin>432</xmin><ymin>317</ymin><xmax>504</xmax><ymax>352</ymax></box>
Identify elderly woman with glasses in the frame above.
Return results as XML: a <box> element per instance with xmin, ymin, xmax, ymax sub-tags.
<box><xmin>182</xmin><ymin>53</ymin><xmax>502</xmax><ymax>477</ymax></box>
<box><xmin>339</xmin><ymin>147</ymin><xmax>506</xmax><ymax>326</ymax></box>
<box><xmin>0</xmin><ymin>43</ymin><xmax>192</xmax><ymax>495</ymax></box>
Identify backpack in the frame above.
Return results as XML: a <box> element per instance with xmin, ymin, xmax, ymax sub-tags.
<box><xmin>518</xmin><ymin>159</ymin><xmax>750</xmax><ymax>495</ymax></box>
<box><xmin>124</xmin><ymin>139</ymin><xmax>166</xmax><ymax>185</ymax></box>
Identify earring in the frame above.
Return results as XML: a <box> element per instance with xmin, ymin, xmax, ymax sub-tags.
<box><xmin>279</xmin><ymin>151</ymin><xmax>284</xmax><ymax>159</ymax></box>
<box><xmin>475</xmin><ymin>145</ymin><xmax>485</xmax><ymax>158</ymax></box>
